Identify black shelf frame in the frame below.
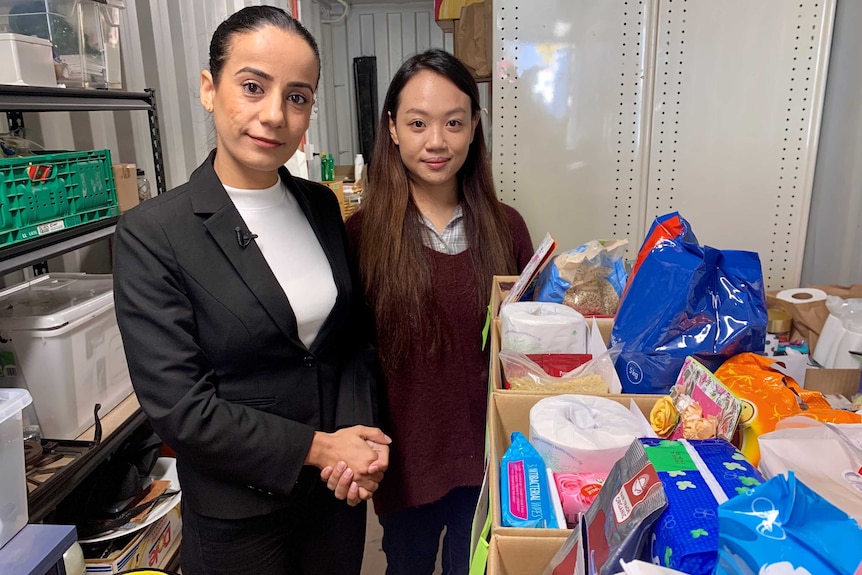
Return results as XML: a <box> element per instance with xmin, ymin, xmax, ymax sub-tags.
<box><xmin>0</xmin><ymin>85</ymin><xmax>167</xmax><ymax>275</ymax></box>
<box><xmin>0</xmin><ymin>85</ymin><xmax>167</xmax><ymax>201</ymax></box>
<box><xmin>27</xmin><ymin>408</ymin><xmax>148</xmax><ymax>523</ymax></box>
<box><xmin>0</xmin><ymin>217</ymin><xmax>118</xmax><ymax>276</ymax></box>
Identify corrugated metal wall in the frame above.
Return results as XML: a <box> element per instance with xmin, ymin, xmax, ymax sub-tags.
<box><xmin>306</xmin><ymin>0</ymin><xmax>451</xmax><ymax>165</ymax></box>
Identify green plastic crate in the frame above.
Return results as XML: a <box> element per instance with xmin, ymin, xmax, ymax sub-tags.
<box><xmin>0</xmin><ymin>150</ymin><xmax>119</xmax><ymax>248</ymax></box>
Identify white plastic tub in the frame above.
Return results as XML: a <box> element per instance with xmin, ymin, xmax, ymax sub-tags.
<box><xmin>0</xmin><ymin>274</ymin><xmax>133</xmax><ymax>439</ymax></box>
<box><xmin>0</xmin><ymin>32</ymin><xmax>56</xmax><ymax>87</ymax></box>
<box><xmin>0</xmin><ymin>387</ymin><xmax>32</xmax><ymax>550</ymax></box>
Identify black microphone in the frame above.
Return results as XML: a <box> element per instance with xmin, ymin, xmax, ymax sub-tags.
<box><xmin>235</xmin><ymin>226</ymin><xmax>258</xmax><ymax>249</ymax></box>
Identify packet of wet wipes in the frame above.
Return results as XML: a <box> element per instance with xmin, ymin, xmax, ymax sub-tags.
<box><xmin>501</xmin><ymin>431</ymin><xmax>558</xmax><ymax>528</ymax></box>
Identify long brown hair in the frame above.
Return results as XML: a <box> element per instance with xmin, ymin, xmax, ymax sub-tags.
<box><xmin>357</xmin><ymin>49</ymin><xmax>518</xmax><ymax>370</ymax></box>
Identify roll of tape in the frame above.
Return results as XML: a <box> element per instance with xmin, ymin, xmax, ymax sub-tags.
<box><xmin>776</xmin><ymin>287</ymin><xmax>828</xmax><ymax>305</ymax></box>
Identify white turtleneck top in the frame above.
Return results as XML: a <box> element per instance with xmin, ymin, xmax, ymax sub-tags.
<box><xmin>223</xmin><ymin>179</ymin><xmax>337</xmax><ymax>348</ymax></box>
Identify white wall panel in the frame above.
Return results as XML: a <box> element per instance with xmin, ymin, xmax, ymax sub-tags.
<box><xmin>494</xmin><ymin>0</ymin><xmax>654</xmax><ymax>256</ymax></box>
<box><xmin>493</xmin><ymin>0</ymin><xmax>834</xmax><ymax>291</ymax></box>
<box><xmin>802</xmin><ymin>0</ymin><xmax>862</xmax><ymax>286</ymax></box>
<box><xmin>646</xmin><ymin>0</ymin><xmax>834</xmax><ymax>289</ymax></box>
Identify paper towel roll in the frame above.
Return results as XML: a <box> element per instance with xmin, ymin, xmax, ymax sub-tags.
<box><xmin>813</xmin><ymin>313</ymin><xmax>844</xmax><ymax>367</ymax></box>
<box><xmin>834</xmin><ymin>329</ymin><xmax>862</xmax><ymax>369</ymax></box>
<box><xmin>776</xmin><ymin>287</ymin><xmax>828</xmax><ymax>305</ymax></box>
<box><xmin>529</xmin><ymin>395</ymin><xmax>646</xmax><ymax>474</ymax></box>
<box><xmin>501</xmin><ymin>302</ymin><xmax>588</xmax><ymax>354</ymax></box>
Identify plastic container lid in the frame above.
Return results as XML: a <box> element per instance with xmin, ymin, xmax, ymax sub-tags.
<box><xmin>0</xmin><ymin>388</ymin><xmax>32</xmax><ymax>424</ymax></box>
<box><xmin>0</xmin><ymin>274</ymin><xmax>114</xmax><ymax>331</ymax></box>
<box><xmin>0</xmin><ymin>32</ymin><xmax>53</xmax><ymax>47</ymax></box>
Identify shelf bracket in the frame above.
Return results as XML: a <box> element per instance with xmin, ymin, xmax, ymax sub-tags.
<box><xmin>5</xmin><ymin>111</ymin><xmax>25</xmax><ymax>137</ymax></box>
<box><xmin>146</xmin><ymin>89</ymin><xmax>167</xmax><ymax>196</ymax></box>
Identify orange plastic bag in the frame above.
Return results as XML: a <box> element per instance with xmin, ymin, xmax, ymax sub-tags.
<box><xmin>714</xmin><ymin>352</ymin><xmax>861</xmax><ymax>465</ymax></box>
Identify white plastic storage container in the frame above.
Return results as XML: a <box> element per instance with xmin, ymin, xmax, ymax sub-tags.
<box><xmin>0</xmin><ymin>387</ymin><xmax>32</xmax><ymax>550</ymax></box>
<box><xmin>0</xmin><ymin>0</ymin><xmax>125</xmax><ymax>89</ymax></box>
<box><xmin>0</xmin><ymin>32</ymin><xmax>57</xmax><ymax>87</ymax></box>
<box><xmin>0</xmin><ymin>274</ymin><xmax>133</xmax><ymax>439</ymax></box>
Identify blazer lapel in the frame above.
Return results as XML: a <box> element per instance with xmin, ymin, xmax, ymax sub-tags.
<box><xmin>286</xmin><ymin>174</ymin><xmax>350</xmax><ymax>353</ymax></box>
<box><xmin>189</xmin><ymin>152</ymin><xmax>306</xmax><ymax>351</ymax></box>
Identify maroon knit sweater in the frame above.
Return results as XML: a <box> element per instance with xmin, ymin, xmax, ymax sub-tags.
<box><xmin>346</xmin><ymin>205</ymin><xmax>532</xmax><ymax>516</ymax></box>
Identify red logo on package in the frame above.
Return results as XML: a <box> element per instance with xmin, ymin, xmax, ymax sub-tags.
<box><xmin>581</xmin><ymin>482</ymin><xmax>603</xmax><ymax>498</ymax></box>
<box><xmin>612</xmin><ymin>463</ymin><xmax>661</xmax><ymax>523</ymax></box>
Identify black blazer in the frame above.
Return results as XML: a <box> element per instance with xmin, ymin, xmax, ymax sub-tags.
<box><xmin>113</xmin><ymin>151</ymin><xmax>378</xmax><ymax>519</ymax></box>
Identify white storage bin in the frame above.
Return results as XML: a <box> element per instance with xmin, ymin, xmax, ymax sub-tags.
<box><xmin>0</xmin><ymin>387</ymin><xmax>32</xmax><ymax>550</ymax></box>
<box><xmin>0</xmin><ymin>0</ymin><xmax>125</xmax><ymax>89</ymax></box>
<box><xmin>0</xmin><ymin>274</ymin><xmax>133</xmax><ymax>439</ymax></box>
<box><xmin>0</xmin><ymin>32</ymin><xmax>56</xmax><ymax>87</ymax></box>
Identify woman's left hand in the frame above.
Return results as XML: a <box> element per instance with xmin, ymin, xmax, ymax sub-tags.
<box><xmin>321</xmin><ymin>440</ymin><xmax>390</xmax><ymax>505</ymax></box>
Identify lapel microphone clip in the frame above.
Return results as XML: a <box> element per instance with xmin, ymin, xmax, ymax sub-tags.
<box><xmin>235</xmin><ymin>226</ymin><xmax>258</xmax><ymax>249</ymax></box>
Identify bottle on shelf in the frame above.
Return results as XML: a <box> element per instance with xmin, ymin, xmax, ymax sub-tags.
<box><xmin>354</xmin><ymin>153</ymin><xmax>364</xmax><ymax>186</ymax></box>
<box><xmin>136</xmin><ymin>169</ymin><xmax>151</xmax><ymax>202</ymax></box>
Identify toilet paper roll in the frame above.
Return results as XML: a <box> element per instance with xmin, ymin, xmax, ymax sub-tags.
<box><xmin>776</xmin><ymin>287</ymin><xmax>828</xmax><ymax>305</ymax></box>
<box><xmin>501</xmin><ymin>301</ymin><xmax>588</xmax><ymax>354</ymax></box>
<box><xmin>529</xmin><ymin>395</ymin><xmax>646</xmax><ymax>474</ymax></box>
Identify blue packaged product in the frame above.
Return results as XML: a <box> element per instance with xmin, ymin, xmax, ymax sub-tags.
<box><xmin>500</xmin><ymin>431</ymin><xmax>558</xmax><ymax>529</ymax></box>
<box><xmin>639</xmin><ymin>438</ymin><xmax>764</xmax><ymax>575</ymax></box>
<box><xmin>717</xmin><ymin>472</ymin><xmax>862</xmax><ymax>575</ymax></box>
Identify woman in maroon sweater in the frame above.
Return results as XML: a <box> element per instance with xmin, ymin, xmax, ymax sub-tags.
<box><xmin>343</xmin><ymin>49</ymin><xmax>532</xmax><ymax>575</ymax></box>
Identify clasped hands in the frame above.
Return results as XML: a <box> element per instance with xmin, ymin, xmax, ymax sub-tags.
<box><xmin>306</xmin><ymin>425</ymin><xmax>391</xmax><ymax>506</ymax></box>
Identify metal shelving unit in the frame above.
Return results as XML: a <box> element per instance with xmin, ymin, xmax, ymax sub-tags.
<box><xmin>0</xmin><ymin>84</ymin><xmax>165</xmax><ymax>522</ymax></box>
<box><xmin>0</xmin><ymin>85</ymin><xmax>166</xmax><ymax>275</ymax></box>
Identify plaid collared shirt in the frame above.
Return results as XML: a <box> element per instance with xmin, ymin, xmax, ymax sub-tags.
<box><xmin>420</xmin><ymin>204</ymin><xmax>467</xmax><ymax>254</ymax></box>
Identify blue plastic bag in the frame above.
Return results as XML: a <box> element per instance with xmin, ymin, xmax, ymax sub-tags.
<box><xmin>610</xmin><ymin>213</ymin><xmax>767</xmax><ymax>394</ymax></box>
<box><xmin>534</xmin><ymin>239</ymin><xmax>629</xmax><ymax>316</ymax></box>
<box><xmin>716</xmin><ymin>472</ymin><xmax>862</xmax><ymax>575</ymax></box>
<box><xmin>500</xmin><ymin>431</ymin><xmax>557</xmax><ymax>528</ymax></box>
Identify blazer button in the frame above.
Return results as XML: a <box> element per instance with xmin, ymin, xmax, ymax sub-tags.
<box><xmin>303</xmin><ymin>355</ymin><xmax>315</xmax><ymax>368</ymax></box>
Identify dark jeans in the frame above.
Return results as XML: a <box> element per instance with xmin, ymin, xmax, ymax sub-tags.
<box><xmin>180</xmin><ymin>482</ymin><xmax>366</xmax><ymax>575</ymax></box>
<box><xmin>379</xmin><ymin>486</ymin><xmax>481</xmax><ymax>575</ymax></box>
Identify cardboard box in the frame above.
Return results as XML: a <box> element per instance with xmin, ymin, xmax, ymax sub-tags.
<box><xmin>488</xmin><ymin>392</ymin><xmax>661</xmax><ymax>538</ymax></box>
<box><xmin>84</xmin><ymin>501</ymin><xmax>181</xmax><ymax>574</ymax></box>
<box><xmin>490</xmin><ymin>275</ymin><xmax>615</xmax><ymax>393</ymax></box>
<box><xmin>434</xmin><ymin>0</ymin><xmax>484</xmax><ymax>29</ymax></box>
<box><xmin>112</xmin><ymin>164</ymin><xmax>139</xmax><ymax>213</ymax></box>
<box><xmin>487</xmin><ymin>534</ymin><xmax>568</xmax><ymax>575</ymax></box>
<box><xmin>491</xmin><ymin>276</ymin><xmax>614</xmax><ymax>341</ymax></box>
<box><xmin>803</xmin><ymin>367</ymin><xmax>860</xmax><ymax>399</ymax></box>
<box><xmin>768</xmin><ymin>354</ymin><xmax>860</xmax><ymax>399</ymax></box>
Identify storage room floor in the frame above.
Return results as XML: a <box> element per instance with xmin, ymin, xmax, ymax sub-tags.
<box><xmin>362</xmin><ymin>505</ymin><xmax>444</xmax><ymax>575</ymax></box>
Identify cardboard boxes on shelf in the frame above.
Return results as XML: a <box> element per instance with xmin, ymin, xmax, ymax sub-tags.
<box><xmin>112</xmin><ymin>164</ymin><xmax>140</xmax><ymax>213</ymax></box>
<box><xmin>83</xmin><ymin>500</ymin><xmax>181</xmax><ymax>574</ymax></box>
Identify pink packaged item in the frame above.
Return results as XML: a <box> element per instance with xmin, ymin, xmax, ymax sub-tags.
<box><xmin>667</xmin><ymin>356</ymin><xmax>740</xmax><ymax>442</ymax></box>
<box><xmin>554</xmin><ymin>472</ymin><xmax>607</xmax><ymax>528</ymax></box>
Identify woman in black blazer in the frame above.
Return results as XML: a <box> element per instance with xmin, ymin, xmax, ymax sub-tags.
<box><xmin>112</xmin><ymin>7</ymin><xmax>388</xmax><ymax>575</ymax></box>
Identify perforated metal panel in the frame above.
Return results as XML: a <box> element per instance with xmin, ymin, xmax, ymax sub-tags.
<box><xmin>494</xmin><ymin>0</ymin><xmax>654</xmax><ymax>253</ymax></box>
<box><xmin>494</xmin><ymin>0</ymin><xmax>835</xmax><ymax>290</ymax></box>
